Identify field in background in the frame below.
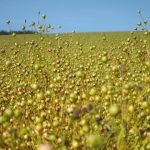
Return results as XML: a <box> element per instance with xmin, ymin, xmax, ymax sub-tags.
<box><xmin>0</xmin><ymin>32</ymin><xmax>150</xmax><ymax>149</ymax></box>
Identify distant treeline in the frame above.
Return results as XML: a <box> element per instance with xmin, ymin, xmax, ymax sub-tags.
<box><xmin>0</xmin><ymin>30</ymin><xmax>36</xmax><ymax>35</ymax></box>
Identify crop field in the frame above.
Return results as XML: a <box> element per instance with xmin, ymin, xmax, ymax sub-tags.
<box><xmin>0</xmin><ymin>31</ymin><xmax>150</xmax><ymax>150</ymax></box>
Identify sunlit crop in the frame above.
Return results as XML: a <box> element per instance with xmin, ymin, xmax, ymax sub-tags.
<box><xmin>0</xmin><ymin>11</ymin><xmax>150</xmax><ymax>150</ymax></box>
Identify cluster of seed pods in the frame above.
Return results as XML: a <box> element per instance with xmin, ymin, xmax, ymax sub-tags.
<box><xmin>0</xmin><ymin>29</ymin><xmax>150</xmax><ymax>150</ymax></box>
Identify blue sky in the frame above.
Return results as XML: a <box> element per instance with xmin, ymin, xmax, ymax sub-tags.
<box><xmin>0</xmin><ymin>0</ymin><xmax>149</xmax><ymax>32</ymax></box>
